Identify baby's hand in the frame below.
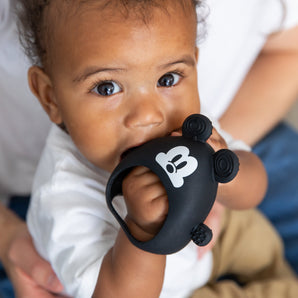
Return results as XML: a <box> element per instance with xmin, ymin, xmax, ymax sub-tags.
<box><xmin>172</xmin><ymin>127</ymin><xmax>227</xmax><ymax>152</ymax></box>
<box><xmin>206</xmin><ymin>128</ymin><xmax>228</xmax><ymax>151</ymax></box>
<box><xmin>122</xmin><ymin>166</ymin><xmax>168</xmax><ymax>242</ymax></box>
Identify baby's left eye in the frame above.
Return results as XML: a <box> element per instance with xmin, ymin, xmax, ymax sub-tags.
<box><xmin>157</xmin><ymin>73</ymin><xmax>181</xmax><ymax>87</ymax></box>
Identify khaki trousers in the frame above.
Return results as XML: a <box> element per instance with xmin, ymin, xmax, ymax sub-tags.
<box><xmin>191</xmin><ymin>209</ymin><xmax>298</xmax><ymax>298</ymax></box>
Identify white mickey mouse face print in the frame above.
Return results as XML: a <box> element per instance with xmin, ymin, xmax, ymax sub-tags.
<box><xmin>155</xmin><ymin>146</ymin><xmax>198</xmax><ymax>188</ymax></box>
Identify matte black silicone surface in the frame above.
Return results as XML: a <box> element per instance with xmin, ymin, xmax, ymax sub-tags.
<box><xmin>105</xmin><ymin>114</ymin><xmax>239</xmax><ymax>254</ymax></box>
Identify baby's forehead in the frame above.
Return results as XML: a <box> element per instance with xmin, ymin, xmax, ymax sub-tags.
<box><xmin>46</xmin><ymin>0</ymin><xmax>197</xmax><ymax>48</ymax></box>
<box><xmin>31</xmin><ymin>0</ymin><xmax>197</xmax><ymax>69</ymax></box>
<box><xmin>49</xmin><ymin>0</ymin><xmax>195</xmax><ymax>23</ymax></box>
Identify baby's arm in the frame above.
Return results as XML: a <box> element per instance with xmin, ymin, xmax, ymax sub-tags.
<box><xmin>93</xmin><ymin>167</ymin><xmax>168</xmax><ymax>298</ymax></box>
<box><xmin>208</xmin><ymin>128</ymin><xmax>268</xmax><ymax>210</ymax></box>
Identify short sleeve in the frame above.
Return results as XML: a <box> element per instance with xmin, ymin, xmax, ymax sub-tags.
<box><xmin>210</xmin><ymin>117</ymin><xmax>251</xmax><ymax>152</ymax></box>
<box><xmin>281</xmin><ymin>0</ymin><xmax>298</xmax><ymax>30</ymax></box>
<box><xmin>27</xmin><ymin>186</ymin><xmax>125</xmax><ymax>297</ymax></box>
<box><xmin>259</xmin><ymin>0</ymin><xmax>298</xmax><ymax>34</ymax></box>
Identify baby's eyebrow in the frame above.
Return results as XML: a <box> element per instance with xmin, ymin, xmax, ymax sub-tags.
<box><xmin>158</xmin><ymin>55</ymin><xmax>196</xmax><ymax>70</ymax></box>
<box><xmin>73</xmin><ymin>55</ymin><xmax>195</xmax><ymax>83</ymax></box>
<box><xmin>73</xmin><ymin>67</ymin><xmax>126</xmax><ymax>83</ymax></box>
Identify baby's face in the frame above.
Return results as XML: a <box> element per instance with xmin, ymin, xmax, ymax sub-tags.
<box><xmin>47</xmin><ymin>2</ymin><xmax>200</xmax><ymax>172</ymax></box>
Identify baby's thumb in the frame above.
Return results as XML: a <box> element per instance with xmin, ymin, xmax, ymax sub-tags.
<box><xmin>170</xmin><ymin>130</ymin><xmax>182</xmax><ymax>137</ymax></box>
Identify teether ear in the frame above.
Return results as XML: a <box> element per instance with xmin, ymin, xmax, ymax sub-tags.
<box><xmin>182</xmin><ymin>114</ymin><xmax>212</xmax><ymax>142</ymax></box>
<box><xmin>213</xmin><ymin>149</ymin><xmax>239</xmax><ymax>183</ymax></box>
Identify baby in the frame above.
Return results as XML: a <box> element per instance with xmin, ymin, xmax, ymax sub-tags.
<box><xmin>17</xmin><ymin>0</ymin><xmax>296</xmax><ymax>297</ymax></box>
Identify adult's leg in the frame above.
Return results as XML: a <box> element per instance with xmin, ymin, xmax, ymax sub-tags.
<box><xmin>191</xmin><ymin>209</ymin><xmax>297</xmax><ymax>298</ymax></box>
<box><xmin>254</xmin><ymin>122</ymin><xmax>298</xmax><ymax>273</ymax></box>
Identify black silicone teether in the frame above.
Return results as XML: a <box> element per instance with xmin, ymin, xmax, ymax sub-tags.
<box><xmin>106</xmin><ymin>114</ymin><xmax>239</xmax><ymax>254</ymax></box>
<box><xmin>182</xmin><ymin>114</ymin><xmax>212</xmax><ymax>142</ymax></box>
<box><xmin>191</xmin><ymin>223</ymin><xmax>213</xmax><ymax>246</ymax></box>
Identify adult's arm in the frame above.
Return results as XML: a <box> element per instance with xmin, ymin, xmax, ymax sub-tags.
<box><xmin>0</xmin><ymin>203</ymin><xmax>64</xmax><ymax>297</ymax></box>
<box><xmin>220</xmin><ymin>25</ymin><xmax>298</xmax><ymax>146</ymax></box>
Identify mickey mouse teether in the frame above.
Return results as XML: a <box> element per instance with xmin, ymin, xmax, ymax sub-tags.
<box><xmin>106</xmin><ymin>114</ymin><xmax>239</xmax><ymax>254</ymax></box>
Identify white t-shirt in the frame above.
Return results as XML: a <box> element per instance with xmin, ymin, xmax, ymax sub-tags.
<box><xmin>27</xmin><ymin>121</ymin><xmax>249</xmax><ymax>298</ymax></box>
<box><xmin>0</xmin><ymin>0</ymin><xmax>50</xmax><ymax>202</ymax></box>
<box><xmin>198</xmin><ymin>0</ymin><xmax>298</xmax><ymax>119</ymax></box>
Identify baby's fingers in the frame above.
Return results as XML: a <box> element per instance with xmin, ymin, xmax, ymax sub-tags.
<box><xmin>206</xmin><ymin>128</ymin><xmax>228</xmax><ymax>151</ymax></box>
<box><xmin>122</xmin><ymin>166</ymin><xmax>161</xmax><ymax>200</ymax></box>
<box><xmin>122</xmin><ymin>166</ymin><xmax>168</xmax><ymax>238</ymax></box>
<box><xmin>150</xmin><ymin>194</ymin><xmax>169</xmax><ymax>224</ymax></box>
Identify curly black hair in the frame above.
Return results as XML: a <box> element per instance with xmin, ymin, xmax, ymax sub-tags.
<box><xmin>17</xmin><ymin>0</ymin><xmax>207</xmax><ymax>69</ymax></box>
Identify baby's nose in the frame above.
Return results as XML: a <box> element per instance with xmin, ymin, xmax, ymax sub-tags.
<box><xmin>124</xmin><ymin>93</ymin><xmax>165</xmax><ymax>129</ymax></box>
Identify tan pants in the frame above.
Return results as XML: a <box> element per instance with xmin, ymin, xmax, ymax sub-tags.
<box><xmin>191</xmin><ymin>208</ymin><xmax>298</xmax><ymax>298</ymax></box>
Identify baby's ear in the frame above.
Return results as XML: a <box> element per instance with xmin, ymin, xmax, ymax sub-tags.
<box><xmin>213</xmin><ymin>149</ymin><xmax>239</xmax><ymax>183</ymax></box>
<box><xmin>195</xmin><ymin>46</ymin><xmax>199</xmax><ymax>63</ymax></box>
<box><xmin>28</xmin><ymin>66</ymin><xmax>62</xmax><ymax>124</ymax></box>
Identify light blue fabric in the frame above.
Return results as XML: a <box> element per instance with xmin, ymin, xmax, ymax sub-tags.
<box><xmin>0</xmin><ymin>274</ymin><xmax>14</xmax><ymax>298</ymax></box>
<box><xmin>254</xmin><ymin>122</ymin><xmax>298</xmax><ymax>274</ymax></box>
<box><xmin>0</xmin><ymin>245</ymin><xmax>14</xmax><ymax>298</ymax></box>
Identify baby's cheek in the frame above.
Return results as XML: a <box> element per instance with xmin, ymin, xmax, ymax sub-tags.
<box><xmin>79</xmin><ymin>143</ymin><xmax>118</xmax><ymax>172</ymax></box>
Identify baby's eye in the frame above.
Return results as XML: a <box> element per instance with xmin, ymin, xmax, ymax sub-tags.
<box><xmin>92</xmin><ymin>81</ymin><xmax>121</xmax><ymax>96</ymax></box>
<box><xmin>157</xmin><ymin>73</ymin><xmax>181</xmax><ymax>87</ymax></box>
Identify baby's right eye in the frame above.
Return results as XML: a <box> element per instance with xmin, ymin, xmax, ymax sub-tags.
<box><xmin>92</xmin><ymin>81</ymin><xmax>121</xmax><ymax>96</ymax></box>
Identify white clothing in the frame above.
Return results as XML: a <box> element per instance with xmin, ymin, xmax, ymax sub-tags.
<box><xmin>0</xmin><ymin>0</ymin><xmax>50</xmax><ymax>202</ymax></box>
<box><xmin>28</xmin><ymin>121</ymin><xmax>249</xmax><ymax>298</ymax></box>
<box><xmin>198</xmin><ymin>0</ymin><xmax>298</xmax><ymax>119</ymax></box>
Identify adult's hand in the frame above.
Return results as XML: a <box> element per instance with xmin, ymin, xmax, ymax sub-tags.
<box><xmin>0</xmin><ymin>205</ymin><xmax>65</xmax><ymax>297</ymax></box>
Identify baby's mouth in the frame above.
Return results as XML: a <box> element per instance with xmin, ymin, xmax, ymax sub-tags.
<box><xmin>120</xmin><ymin>128</ymin><xmax>182</xmax><ymax>161</ymax></box>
